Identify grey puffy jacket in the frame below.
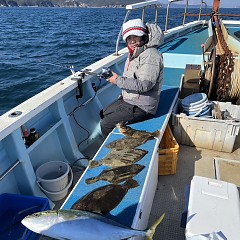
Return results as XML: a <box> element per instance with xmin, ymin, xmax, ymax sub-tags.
<box><xmin>115</xmin><ymin>23</ymin><xmax>164</xmax><ymax>114</ymax></box>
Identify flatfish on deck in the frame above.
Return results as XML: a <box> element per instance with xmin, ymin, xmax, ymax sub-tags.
<box><xmin>89</xmin><ymin>149</ymin><xmax>148</xmax><ymax>168</ymax></box>
<box><xmin>85</xmin><ymin>164</ymin><xmax>145</xmax><ymax>184</ymax></box>
<box><xmin>106</xmin><ymin>137</ymin><xmax>148</xmax><ymax>150</ymax></box>
<box><xmin>71</xmin><ymin>179</ymin><xmax>138</xmax><ymax>215</ymax></box>
<box><xmin>116</xmin><ymin>122</ymin><xmax>160</xmax><ymax>139</ymax></box>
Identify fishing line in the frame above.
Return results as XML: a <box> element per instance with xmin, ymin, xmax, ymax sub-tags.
<box><xmin>1</xmin><ymin>53</ymin><xmax>78</xmax><ymax>74</ymax></box>
<box><xmin>70</xmin><ymin>77</ymin><xmax>102</xmax><ymax>149</ymax></box>
<box><xmin>40</xmin><ymin>61</ymin><xmax>71</xmax><ymax>70</ymax></box>
<box><xmin>69</xmin><ymin>77</ymin><xmax>102</xmax><ymax>116</ymax></box>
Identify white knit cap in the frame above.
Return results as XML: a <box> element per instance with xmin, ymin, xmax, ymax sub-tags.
<box><xmin>122</xmin><ymin>18</ymin><xmax>146</xmax><ymax>42</ymax></box>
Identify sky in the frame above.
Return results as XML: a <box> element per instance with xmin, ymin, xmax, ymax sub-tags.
<box><xmin>160</xmin><ymin>0</ymin><xmax>239</xmax><ymax>8</ymax></box>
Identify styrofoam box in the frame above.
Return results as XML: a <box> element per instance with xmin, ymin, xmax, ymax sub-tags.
<box><xmin>171</xmin><ymin>100</ymin><xmax>240</xmax><ymax>152</ymax></box>
<box><xmin>185</xmin><ymin>176</ymin><xmax>240</xmax><ymax>239</ymax></box>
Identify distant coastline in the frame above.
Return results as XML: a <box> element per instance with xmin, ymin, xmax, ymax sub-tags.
<box><xmin>1</xmin><ymin>0</ymin><xmax>133</xmax><ymax>8</ymax></box>
<box><xmin>1</xmin><ymin>1</ymin><xmax>238</xmax><ymax>8</ymax></box>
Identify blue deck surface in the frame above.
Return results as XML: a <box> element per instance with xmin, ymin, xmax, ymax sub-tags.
<box><xmin>113</xmin><ymin>85</ymin><xmax>179</xmax><ymax>134</ymax></box>
<box><xmin>163</xmin><ymin>68</ymin><xmax>185</xmax><ymax>86</ymax></box>
<box><xmin>62</xmin><ymin>86</ymin><xmax>179</xmax><ymax>227</ymax></box>
<box><xmin>225</xmin><ymin>25</ymin><xmax>240</xmax><ymax>41</ymax></box>
<box><xmin>63</xmin><ymin>135</ymin><xmax>157</xmax><ymax>227</ymax></box>
<box><xmin>160</xmin><ymin>27</ymin><xmax>209</xmax><ymax>55</ymax></box>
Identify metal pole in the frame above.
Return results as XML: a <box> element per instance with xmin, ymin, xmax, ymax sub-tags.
<box><xmin>165</xmin><ymin>2</ymin><xmax>171</xmax><ymax>32</ymax></box>
<box><xmin>155</xmin><ymin>5</ymin><xmax>159</xmax><ymax>24</ymax></box>
<box><xmin>204</xmin><ymin>1</ymin><xmax>208</xmax><ymax>22</ymax></box>
<box><xmin>183</xmin><ymin>0</ymin><xmax>188</xmax><ymax>26</ymax></box>
<box><xmin>199</xmin><ymin>1</ymin><xmax>208</xmax><ymax>21</ymax></box>
<box><xmin>115</xmin><ymin>10</ymin><xmax>131</xmax><ymax>56</ymax></box>
<box><xmin>198</xmin><ymin>1</ymin><xmax>203</xmax><ymax>21</ymax></box>
<box><xmin>0</xmin><ymin>160</ymin><xmax>21</xmax><ymax>181</ymax></box>
<box><xmin>142</xmin><ymin>7</ymin><xmax>145</xmax><ymax>23</ymax></box>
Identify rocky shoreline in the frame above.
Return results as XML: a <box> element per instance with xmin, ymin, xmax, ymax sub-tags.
<box><xmin>0</xmin><ymin>0</ymin><xmax>126</xmax><ymax>8</ymax></box>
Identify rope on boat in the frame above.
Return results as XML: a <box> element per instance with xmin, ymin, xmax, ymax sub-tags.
<box><xmin>220</xmin><ymin>23</ymin><xmax>240</xmax><ymax>101</ymax></box>
<box><xmin>212</xmin><ymin>11</ymin><xmax>240</xmax><ymax>103</ymax></box>
<box><xmin>229</xmin><ymin>57</ymin><xmax>240</xmax><ymax>100</ymax></box>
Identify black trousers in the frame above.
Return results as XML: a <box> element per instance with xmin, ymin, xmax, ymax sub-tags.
<box><xmin>100</xmin><ymin>98</ymin><xmax>152</xmax><ymax>138</ymax></box>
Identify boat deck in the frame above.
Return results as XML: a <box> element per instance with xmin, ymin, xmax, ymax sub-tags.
<box><xmin>148</xmin><ymin>134</ymin><xmax>240</xmax><ymax>240</ymax></box>
<box><xmin>161</xmin><ymin>27</ymin><xmax>209</xmax><ymax>55</ymax></box>
<box><xmin>225</xmin><ymin>24</ymin><xmax>240</xmax><ymax>41</ymax></box>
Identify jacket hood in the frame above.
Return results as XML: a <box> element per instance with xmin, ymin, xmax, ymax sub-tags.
<box><xmin>145</xmin><ymin>23</ymin><xmax>164</xmax><ymax>48</ymax></box>
<box><xmin>129</xmin><ymin>23</ymin><xmax>164</xmax><ymax>60</ymax></box>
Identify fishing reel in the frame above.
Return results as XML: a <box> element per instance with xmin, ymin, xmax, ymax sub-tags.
<box><xmin>71</xmin><ymin>67</ymin><xmax>113</xmax><ymax>80</ymax></box>
<box><xmin>70</xmin><ymin>67</ymin><xmax>113</xmax><ymax>99</ymax></box>
<box><xmin>99</xmin><ymin>68</ymin><xmax>113</xmax><ymax>79</ymax></box>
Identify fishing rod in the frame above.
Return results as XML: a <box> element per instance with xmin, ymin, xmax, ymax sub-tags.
<box><xmin>1</xmin><ymin>53</ymin><xmax>112</xmax><ymax>79</ymax></box>
<box><xmin>1</xmin><ymin>53</ymin><xmax>76</xmax><ymax>74</ymax></box>
<box><xmin>1</xmin><ymin>53</ymin><xmax>113</xmax><ymax>102</ymax></box>
<box><xmin>23</xmin><ymin>57</ymin><xmax>112</xmax><ymax>80</ymax></box>
<box><xmin>43</xmin><ymin>62</ymin><xmax>72</xmax><ymax>70</ymax></box>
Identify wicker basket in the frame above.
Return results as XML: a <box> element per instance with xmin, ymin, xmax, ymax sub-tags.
<box><xmin>158</xmin><ymin>125</ymin><xmax>179</xmax><ymax>175</ymax></box>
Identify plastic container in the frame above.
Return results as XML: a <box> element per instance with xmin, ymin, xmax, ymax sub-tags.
<box><xmin>171</xmin><ymin>99</ymin><xmax>240</xmax><ymax>152</ymax></box>
<box><xmin>158</xmin><ymin>125</ymin><xmax>179</xmax><ymax>175</ymax></box>
<box><xmin>36</xmin><ymin>161</ymin><xmax>73</xmax><ymax>201</ymax></box>
<box><xmin>36</xmin><ymin>161</ymin><xmax>70</xmax><ymax>192</ymax></box>
<box><xmin>181</xmin><ymin>93</ymin><xmax>207</xmax><ymax>108</ymax></box>
<box><xmin>186</xmin><ymin>176</ymin><xmax>240</xmax><ymax>239</ymax></box>
<box><xmin>37</xmin><ymin>177</ymin><xmax>72</xmax><ymax>201</ymax></box>
<box><xmin>0</xmin><ymin>193</ymin><xmax>50</xmax><ymax>240</ymax></box>
<box><xmin>181</xmin><ymin>93</ymin><xmax>212</xmax><ymax>117</ymax></box>
<box><xmin>36</xmin><ymin>161</ymin><xmax>73</xmax><ymax>202</ymax></box>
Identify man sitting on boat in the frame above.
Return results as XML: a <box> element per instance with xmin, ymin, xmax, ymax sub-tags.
<box><xmin>100</xmin><ymin>18</ymin><xmax>164</xmax><ymax>138</ymax></box>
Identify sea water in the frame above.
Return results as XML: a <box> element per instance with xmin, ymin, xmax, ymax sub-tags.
<box><xmin>0</xmin><ymin>7</ymin><xmax>238</xmax><ymax>115</ymax></box>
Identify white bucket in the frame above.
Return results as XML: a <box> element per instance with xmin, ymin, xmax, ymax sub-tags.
<box><xmin>36</xmin><ymin>161</ymin><xmax>73</xmax><ymax>201</ymax></box>
<box><xmin>36</xmin><ymin>161</ymin><xmax>69</xmax><ymax>192</ymax></box>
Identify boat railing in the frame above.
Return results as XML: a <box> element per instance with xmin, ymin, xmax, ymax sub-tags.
<box><xmin>0</xmin><ymin>160</ymin><xmax>21</xmax><ymax>181</ymax></box>
<box><xmin>198</xmin><ymin>0</ymin><xmax>208</xmax><ymax>21</ymax></box>
<box><xmin>114</xmin><ymin>0</ymin><xmax>161</xmax><ymax>56</ymax></box>
<box><xmin>165</xmin><ymin>0</ymin><xmax>208</xmax><ymax>32</ymax></box>
<box><xmin>165</xmin><ymin>0</ymin><xmax>184</xmax><ymax>32</ymax></box>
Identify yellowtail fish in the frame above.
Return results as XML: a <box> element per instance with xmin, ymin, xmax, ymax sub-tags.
<box><xmin>21</xmin><ymin>209</ymin><xmax>165</xmax><ymax>240</ymax></box>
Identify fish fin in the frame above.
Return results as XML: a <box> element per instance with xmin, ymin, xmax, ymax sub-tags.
<box><xmin>85</xmin><ymin>177</ymin><xmax>97</xmax><ymax>184</ymax></box>
<box><xmin>145</xmin><ymin>213</ymin><xmax>165</xmax><ymax>240</ymax></box>
<box><xmin>89</xmin><ymin>160</ymin><xmax>100</xmax><ymax>168</ymax></box>
<box><xmin>153</xmin><ymin>130</ymin><xmax>160</xmax><ymax>138</ymax></box>
<box><xmin>124</xmin><ymin>179</ymin><xmax>139</xmax><ymax>189</ymax></box>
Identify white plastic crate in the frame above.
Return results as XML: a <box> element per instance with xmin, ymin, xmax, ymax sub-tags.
<box><xmin>171</xmin><ymin>100</ymin><xmax>240</xmax><ymax>152</ymax></box>
<box><xmin>185</xmin><ymin>176</ymin><xmax>240</xmax><ymax>240</ymax></box>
